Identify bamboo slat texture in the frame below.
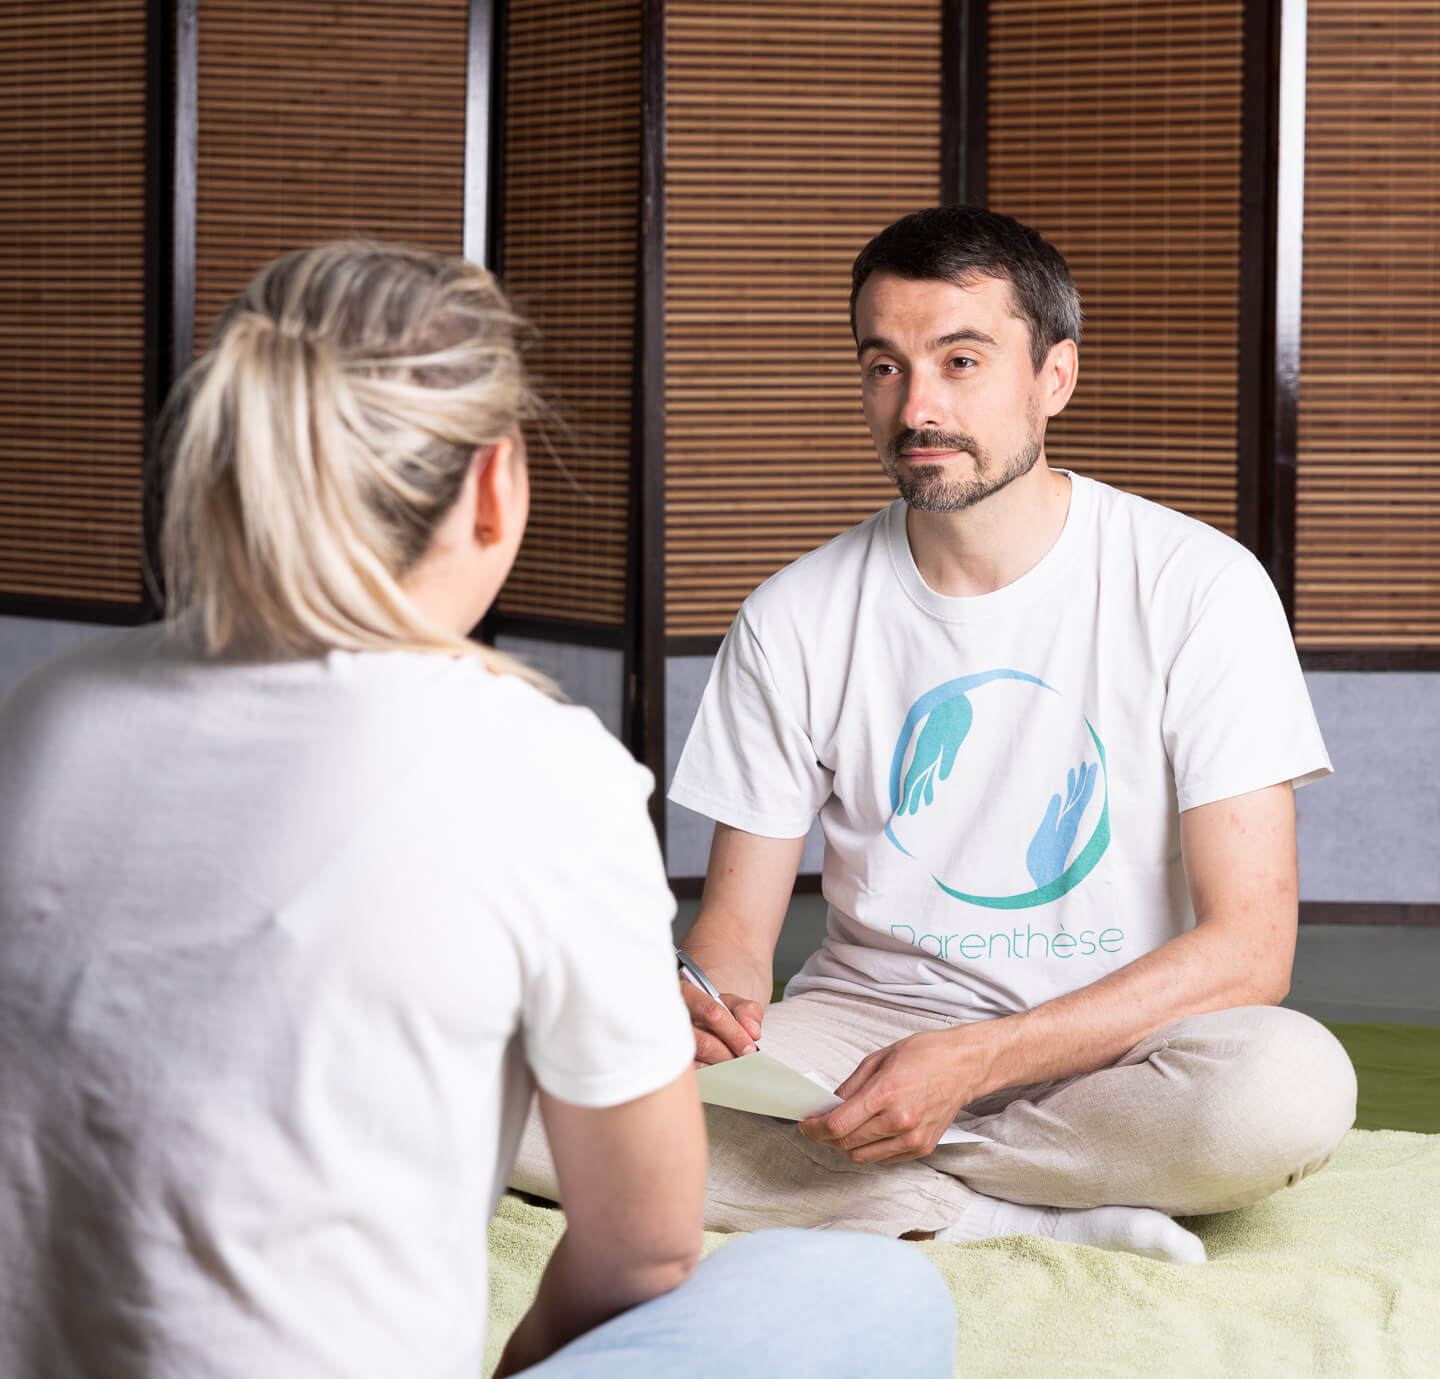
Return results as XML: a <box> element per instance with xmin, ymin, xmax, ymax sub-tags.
<box><xmin>664</xmin><ymin>0</ymin><xmax>940</xmax><ymax>638</ymax></box>
<box><xmin>986</xmin><ymin>0</ymin><xmax>1244</xmax><ymax>536</ymax></box>
<box><xmin>193</xmin><ymin>0</ymin><xmax>468</xmax><ymax>347</ymax></box>
<box><xmin>1296</xmin><ymin>1</ymin><xmax>1440</xmax><ymax>649</ymax></box>
<box><xmin>0</xmin><ymin>1</ymin><xmax>147</xmax><ymax>605</ymax></box>
<box><xmin>493</xmin><ymin>0</ymin><xmax>640</xmax><ymax>627</ymax></box>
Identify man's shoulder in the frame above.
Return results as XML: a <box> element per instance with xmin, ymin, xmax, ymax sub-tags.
<box><xmin>1081</xmin><ymin>473</ymin><xmax>1257</xmax><ymax>582</ymax></box>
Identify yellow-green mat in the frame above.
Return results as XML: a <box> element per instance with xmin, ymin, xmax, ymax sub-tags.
<box><xmin>488</xmin><ymin>1023</ymin><xmax>1440</xmax><ymax>1377</ymax></box>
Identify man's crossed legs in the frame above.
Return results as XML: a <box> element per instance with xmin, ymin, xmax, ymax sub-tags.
<box><xmin>511</xmin><ymin>990</ymin><xmax>1357</xmax><ymax>1263</ymax></box>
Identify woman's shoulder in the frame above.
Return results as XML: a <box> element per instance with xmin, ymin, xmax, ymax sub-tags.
<box><xmin>0</xmin><ymin>625</ymin><xmax>166</xmax><ymax>740</ymax></box>
<box><xmin>400</xmin><ymin>655</ymin><xmax>649</xmax><ymax>803</ymax></box>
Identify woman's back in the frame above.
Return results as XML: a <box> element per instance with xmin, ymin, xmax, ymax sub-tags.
<box><xmin>0</xmin><ymin>625</ymin><xmax>688</xmax><ymax>1378</ymax></box>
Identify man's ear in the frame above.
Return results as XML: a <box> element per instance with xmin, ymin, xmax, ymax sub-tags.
<box><xmin>1040</xmin><ymin>339</ymin><xmax>1079</xmax><ymax>419</ymax></box>
<box><xmin>472</xmin><ymin>435</ymin><xmax>520</xmax><ymax>549</ymax></box>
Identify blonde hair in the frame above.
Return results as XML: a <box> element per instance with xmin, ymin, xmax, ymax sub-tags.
<box><xmin>159</xmin><ymin>240</ymin><xmax>547</xmax><ymax>686</ymax></box>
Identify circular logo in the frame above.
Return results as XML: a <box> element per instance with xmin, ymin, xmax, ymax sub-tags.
<box><xmin>885</xmin><ymin>670</ymin><xmax>1110</xmax><ymax>910</ymax></box>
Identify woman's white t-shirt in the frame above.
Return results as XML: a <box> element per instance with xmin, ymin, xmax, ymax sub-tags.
<box><xmin>0</xmin><ymin>629</ymin><xmax>692</xmax><ymax>1378</ymax></box>
<box><xmin>671</xmin><ymin>473</ymin><xmax>1330</xmax><ymax>1023</ymax></box>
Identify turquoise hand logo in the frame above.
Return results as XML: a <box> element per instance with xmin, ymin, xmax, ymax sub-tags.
<box><xmin>1026</xmin><ymin>761</ymin><xmax>1098</xmax><ymax>887</ymax></box>
<box><xmin>886</xmin><ymin>669</ymin><xmax>1111</xmax><ymax>911</ymax></box>
<box><xmin>900</xmin><ymin>694</ymin><xmax>973</xmax><ymax>814</ymax></box>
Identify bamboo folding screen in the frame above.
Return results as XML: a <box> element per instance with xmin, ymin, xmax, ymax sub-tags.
<box><xmin>493</xmin><ymin>0</ymin><xmax>641</xmax><ymax>628</ymax></box>
<box><xmin>985</xmin><ymin>0</ymin><xmax>1246</xmax><ymax>538</ymax></box>
<box><xmin>0</xmin><ymin>1</ymin><xmax>148</xmax><ymax>608</ymax></box>
<box><xmin>1296</xmin><ymin>1</ymin><xmax>1440</xmax><ymax>650</ymax></box>
<box><xmin>5</xmin><ymin>0</ymin><xmax>1438</xmax><ymax>661</ymax></box>
<box><xmin>663</xmin><ymin>0</ymin><xmax>941</xmax><ymax>638</ymax></box>
<box><xmin>193</xmin><ymin>0</ymin><xmax>469</xmax><ymax>348</ymax></box>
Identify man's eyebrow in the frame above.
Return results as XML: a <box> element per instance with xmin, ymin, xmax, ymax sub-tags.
<box><xmin>856</xmin><ymin>327</ymin><xmax>999</xmax><ymax>358</ymax></box>
<box><xmin>929</xmin><ymin>327</ymin><xmax>998</xmax><ymax>350</ymax></box>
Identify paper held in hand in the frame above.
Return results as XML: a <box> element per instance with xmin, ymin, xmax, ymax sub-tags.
<box><xmin>694</xmin><ymin>1050</ymin><xmax>983</xmax><ymax>1145</ymax></box>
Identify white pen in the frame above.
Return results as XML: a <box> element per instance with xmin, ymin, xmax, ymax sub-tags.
<box><xmin>675</xmin><ymin>948</ymin><xmax>723</xmax><ymax>1003</ymax></box>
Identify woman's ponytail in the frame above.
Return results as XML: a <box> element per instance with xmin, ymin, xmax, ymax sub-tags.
<box><xmin>157</xmin><ymin>242</ymin><xmax>549</xmax><ymax>687</ymax></box>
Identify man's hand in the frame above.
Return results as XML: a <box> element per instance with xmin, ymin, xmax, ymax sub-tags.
<box><xmin>800</xmin><ymin>1027</ymin><xmax>993</xmax><ymax>1164</ymax></box>
<box><xmin>682</xmin><ymin>981</ymin><xmax>766</xmax><ymax>1066</ymax></box>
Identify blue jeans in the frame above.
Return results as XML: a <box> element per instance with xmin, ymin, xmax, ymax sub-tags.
<box><xmin>517</xmin><ymin>1228</ymin><xmax>956</xmax><ymax>1377</ymax></box>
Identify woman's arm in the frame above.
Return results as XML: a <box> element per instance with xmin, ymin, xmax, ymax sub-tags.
<box><xmin>494</xmin><ymin>1068</ymin><xmax>707</xmax><ymax>1377</ymax></box>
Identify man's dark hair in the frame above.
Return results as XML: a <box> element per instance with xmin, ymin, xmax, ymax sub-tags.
<box><xmin>850</xmin><ymin>206</ymin><xmax>1082</xmax><ymax>371</ymax></box>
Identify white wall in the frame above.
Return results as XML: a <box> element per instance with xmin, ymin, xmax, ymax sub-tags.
<box><xmin>493</xmin><ymin>635</ymin><xmax>625</xmax><ymax>740</ymax></box>
<box><xmin>1299</xmin><ymin>672</ymin><xmax>1440</xmax><ymax>903</ymax></box>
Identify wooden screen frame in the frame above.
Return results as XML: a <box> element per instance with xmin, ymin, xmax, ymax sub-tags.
<box><xmin>475</xmin><ymin>0</ymin><xmax>664</xmax><ymax>833</ymax></box>
<box><xmin>0</xmin><ymin>0</ymin><xmax>190</xmax><ymax>626</ymax></box>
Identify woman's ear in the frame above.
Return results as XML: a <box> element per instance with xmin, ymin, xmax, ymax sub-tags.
<box><xmin>472</xmin><ymin>434</ymin><xmax>525</xmax><ymax>549</ymax></box>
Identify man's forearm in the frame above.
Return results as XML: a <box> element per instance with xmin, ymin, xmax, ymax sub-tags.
<box><xmin>678</xmin><ymin>824</ymin><xmax>806</xmax><ymax>1010</ymax></box>
<box><xmin>960</xmin><ymin>784</ymin><xmax>1300</xmax><ymax>1098</ymax></box>
<box><xmin>968</xmin><ymin>913</ymin><xmax>1293</xmax><ymax>1098</ymax></box>
<box><xmin>677</xmin><ymin>911</ymin><xmax>775</xmax><ymax>1009</ymax></box>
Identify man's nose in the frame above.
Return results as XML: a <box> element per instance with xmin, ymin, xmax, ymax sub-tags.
<box><xmin>900</xmin><ymin>372</ymin><xmax>945</xmax><ymax>431</ymax></box>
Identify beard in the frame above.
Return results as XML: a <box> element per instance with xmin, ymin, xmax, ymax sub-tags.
<box><xmin>880</xmin><ymin>419</ymin><xmax>1044</xmax><ymax>513</ymax></box>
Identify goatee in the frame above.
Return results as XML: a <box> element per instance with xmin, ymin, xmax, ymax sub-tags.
<box><xmin>881</xmin><ymin>425</ymin><xmax>1044</xmax><ymax>513</ymax></box>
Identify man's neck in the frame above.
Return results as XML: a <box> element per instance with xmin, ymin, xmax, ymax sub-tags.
<box><xmin>904</xmin><ymin>460</ymin><xmax>1073</xmax><ymax>598</ymax></box>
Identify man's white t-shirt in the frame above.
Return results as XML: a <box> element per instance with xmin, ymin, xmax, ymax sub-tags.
<box><xmin>0</xmin><ymin>628</ymin><xmax>693</xmax><ymax>1379</ymax></box>
<box><xmin>670</xmin><ymin>472</ymin><xmax>1330</xmax><ymax>1023</ymax></box>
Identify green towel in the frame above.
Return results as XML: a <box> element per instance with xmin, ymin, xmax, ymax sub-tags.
<box><xmin>487</xmin><ymin>1129</ymin><xmax>1440</xmax><ymax>1378</ymax></box>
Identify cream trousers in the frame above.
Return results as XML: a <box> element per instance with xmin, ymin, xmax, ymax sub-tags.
<box><xmin>509</xmin><ymin>991</ymin><xmax>1358</xmax><ymax>1236</ymax></box>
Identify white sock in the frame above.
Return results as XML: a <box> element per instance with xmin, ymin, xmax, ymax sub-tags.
<box><xmin>935</xmin><ymin>1191</ymin><xmax>1206</xmax><ymax>1264</ymax></box>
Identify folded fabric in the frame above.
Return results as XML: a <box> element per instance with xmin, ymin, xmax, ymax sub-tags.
<box><xmin>487</xmin><ymin>1129</ymin><xmax>1440</xmax><ymax>1378</ymax></box>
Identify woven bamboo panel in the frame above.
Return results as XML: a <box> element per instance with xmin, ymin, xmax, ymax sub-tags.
<box><xmin>0</xmin><ymin>0</ymin><xmax>147</xmax><ymax>605</ymax></box>
<box><xmin>664</xmin><ymin>0</ymin><xmax>940</xmax><ymax>637</ymax></box>
<box><xmin>493</xmin><ymin>0</ymin><xmax>639</xmax><ymax>627</ymax></box>
<box><xmin>1296</xmin><ymin>2</ymin><xmax>1440</xmax><ymax>649</ymax></box>
<box><xmin>987</xmin><ymin>0</ymin><xmax>1244</xmax><ymax>536</ymax></box>
<box><xmin>194</xmin><ymin>0</ymin><xmax>468</xmax><ymax>347</ymax></box>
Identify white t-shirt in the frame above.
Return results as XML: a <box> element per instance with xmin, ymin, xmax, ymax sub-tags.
<box><xmin>0</xmin><ymin>626</ymin><xmax>692</xmax><ymax>1379</ymax></box>
<box><xmin>670</xmin><ymin>472</ymin><xmax>1330</xmax><ymax>1022</ymax></box>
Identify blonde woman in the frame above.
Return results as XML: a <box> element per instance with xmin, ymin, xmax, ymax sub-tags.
<box><xmin>0</xmin><ymin>243</ymin><xmax>955</xmax><ymax>1379</ymax></box>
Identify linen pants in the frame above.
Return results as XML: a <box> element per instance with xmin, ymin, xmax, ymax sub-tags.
<box><xmin>515</xmin><ymin>1229</ymin><xmax>956</xmax><ymax>1377</ymax></box>
<box><xmin>510</xmin><ymin>991</ymin><xmax>1358</xmax><ymax>1237</ymax></box>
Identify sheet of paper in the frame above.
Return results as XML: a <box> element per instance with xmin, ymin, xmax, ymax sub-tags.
<box><xmin>695</xmin><ymin>1050</ymin><xmax>841</xmax><ymax>1121</ymax></box>
<box><xmin>695</xmin><ymin>1050</ymin><xmax>984</xmax><ymax>1144</ymax></box>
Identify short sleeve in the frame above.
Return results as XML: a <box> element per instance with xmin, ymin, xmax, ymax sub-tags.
<box><xmin>668</xmin><ymin>610</ymin><xmax>831</xmax><ymax>837</ymax></box>
<box><xmin>520</xmin><ymin>725</ymin><xmax>693</xmax><ymax>1108</ymax></box>
<box><xmin>1162</xmin><ymin>553</ymin><xmax>1331</xmax><ymax>812</ymax></box>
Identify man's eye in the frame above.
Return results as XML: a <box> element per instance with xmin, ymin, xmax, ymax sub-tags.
<box><xmin>948</xmin><ymin>356</ymin><xmax>976</xmax><ymax>370</ymax></box>
<box><xmin>868</xmin><ymin>362</ymin><xmax>899</xmax><ymax>377</ymax></box>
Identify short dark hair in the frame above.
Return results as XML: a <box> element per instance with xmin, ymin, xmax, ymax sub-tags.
<box><xmin>850</xmin><ymin>206</ymin><xmax>1082</xmax><ymax>370</ymax></box>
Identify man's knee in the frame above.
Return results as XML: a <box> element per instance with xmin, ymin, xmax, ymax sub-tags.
<box><xmin>1159</xmin><ymin>1005</ymin><xmax>1356</xmax><ymax>1212</ymax></box>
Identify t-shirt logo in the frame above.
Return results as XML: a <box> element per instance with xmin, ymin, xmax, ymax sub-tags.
<box><xmin>884</xmin><ymin>670</ymin><xmax>1110</xmax><ymax>912</ymax></box>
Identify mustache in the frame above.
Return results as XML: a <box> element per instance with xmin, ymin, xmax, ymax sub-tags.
<box><xmin>887</xmin><ymin>427</ymin><xmax>978</xmax><ymax>460</ymax></box>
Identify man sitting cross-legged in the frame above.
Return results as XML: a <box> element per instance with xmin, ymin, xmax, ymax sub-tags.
<box><xmin>511</xmin><ymin>206</ymin><xmax>1357</xmax><ymax>1264</ymax></box>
